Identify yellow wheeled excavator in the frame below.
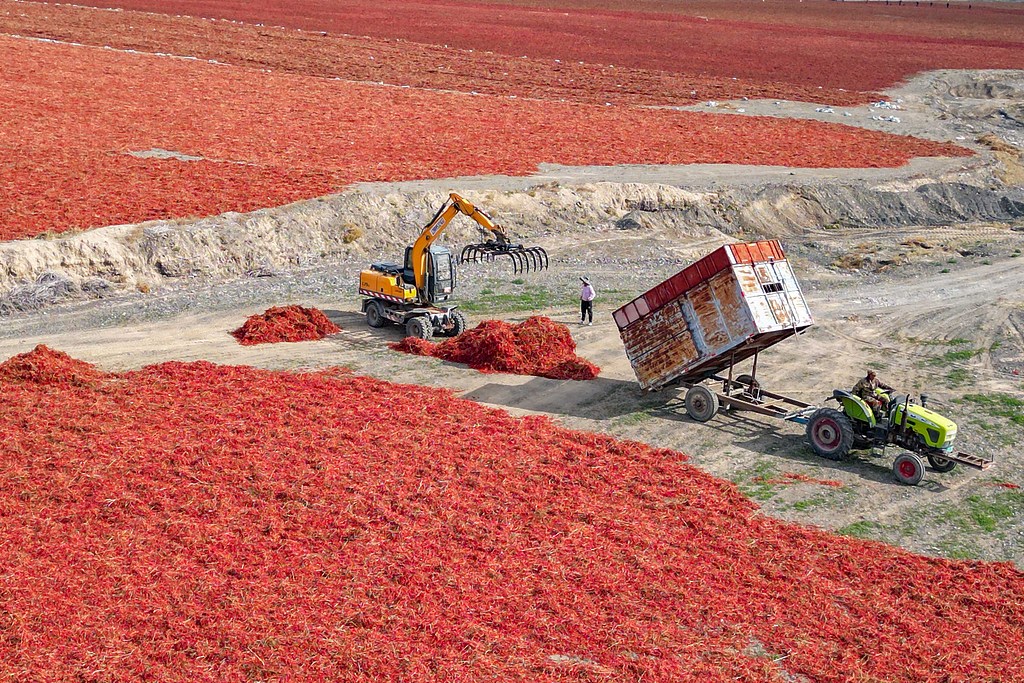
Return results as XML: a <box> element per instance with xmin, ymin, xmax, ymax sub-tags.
<box><xmin>358</xmin><ymin>192</ymin><xmax>548</xmax><ymax>339</ymax></box>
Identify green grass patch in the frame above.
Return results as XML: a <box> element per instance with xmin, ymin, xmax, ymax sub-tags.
<box><xmin>837</xmin><ymin>520</ymin><xmax>885</xmax><ymax>540</ymax></box>
<box><xmin>934</xmin><ymin>538</ymin><xmax>981</xmax><ymax>561</ymax></box>
<box><xmin>937</xmin><ymin>491</ymin><xmax>1024</xmax><ymax>532</ymax></box>
<box><xmin>615</xmin><ymin>409</ymin><xmax>655</xmax><ymax>427</ymax></box>
<box><xmin>735</xmin><ymin>460</ymin><xmax>781</xmax><ymax>502</ymax></box>
<box><xmin>944</xmin><ymin>367</ymin><xmax>971</xmax><ymax>388</ymax></box>
<box><xmin>929</xmin><ymin>348</ymin><xmax>982</xmax><ymax>365</ymax></box>
<box><xmin>457</xmin><ymin>285</ymin><xmax>558</xmax><ymax>313</ymax></box>
<box><xmin>960</xmin><ymin>393</ymin><xmax>1024</xmax><ymax>427</ymax></box>
<box><xmin>792</xmin><ymin>496</ymin><xmax>830</xmax><ymax>512</ymax></box>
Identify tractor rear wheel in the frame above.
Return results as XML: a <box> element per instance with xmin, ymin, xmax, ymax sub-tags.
<box><xmin>927</xmin><ymin>455</ymin><xmax>957</xmax><ymax>473</ymax></box>
<box><xmin>365</xmin><ymin>301</ymin><xmax>388</xmax><ymax>328</ymax></box>
<box><xmin>894</xmin><ymin>453</ymin><xmax>926</xmax><ymax>486</ymax></box>
<box><xmin>406</xmin><ymin>316</ymin><xmax>433</xmax><ymax>341</ymax></box>
<box><xmin>806</xmin><ymin>408</ymin><xmax>854</xmax><ymax>461</ymax></box>
<box><xmin>684</xmin><ymin>385</ymin><xmax>719</xmax><ymax>422</ymax></box>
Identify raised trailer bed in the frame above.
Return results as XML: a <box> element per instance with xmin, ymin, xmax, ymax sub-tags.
<box><xmin>614</xmin><ymin>240</ymin><xmax>813</xmax><ymax>392</ymax></box>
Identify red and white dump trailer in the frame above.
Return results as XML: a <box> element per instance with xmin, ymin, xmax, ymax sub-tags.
<box><xmin>613</xmin><ymin>240</ymin><xmax>816</xmax><ymax>422</ymax></box>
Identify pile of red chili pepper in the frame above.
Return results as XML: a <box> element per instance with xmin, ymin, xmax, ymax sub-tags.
<box><xmin>391</xmin><ymin>316</ymin><xmax>600</xmax><ymax>380</ymax></box>
<box><xmin>1</xmin><ymin>346</ymin><xmax>1022</xmax><ymax>682</ymax></box>
<box><xmin>0</xmin><ymin>344</ymin><xmax>104</xmax><ymax>386</ymax></box>
<box><xmin>231</xmin><ymin>305</ymin><xmax>339</xmax><ymax>345</ymax></box>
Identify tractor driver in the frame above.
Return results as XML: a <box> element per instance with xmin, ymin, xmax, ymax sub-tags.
<box><xmin>853</xmin><ymin>369</ymin><xmax>895</xmax><ymax>418</ymax></box>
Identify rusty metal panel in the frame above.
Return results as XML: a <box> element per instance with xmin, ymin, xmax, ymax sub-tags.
<box><xmin>619</xmin><ymin>302</ymin><xmax>689</xmax><ymax>362</ymax></box>
<box><xmin>708</xmin><ymin>270</ymin><xmax>755</xmax><ymax>342</ymax></box>
<box><xmin>631</xmin><ymin>330</ymin><xmax>699</xmax><ymax>390</ymax></box>
<box><xmin>746</xmin><ymin>295</ymin><xmax>777</xmax><ymax>331</ymax></box>
<box><xmin>766</xmin><ymin>294</ymin><xmax>793</xmax><ymax>327</ymax></box>
<box><xmin>733</xmin><ymin>263</ymin><xmax>760</xmax><ymax>296</ymax></box>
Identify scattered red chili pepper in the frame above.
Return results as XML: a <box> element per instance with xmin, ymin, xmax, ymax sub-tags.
<box><xmin>755</xmin><ymin>472</ymin><xmax>845</xmax><ymax>488</ymax></box>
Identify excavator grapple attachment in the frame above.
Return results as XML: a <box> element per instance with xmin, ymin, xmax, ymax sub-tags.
<box><xmin>460</xmin><ymin>242</ymin><xmax>549</xmax><ymax>274</ymax></box>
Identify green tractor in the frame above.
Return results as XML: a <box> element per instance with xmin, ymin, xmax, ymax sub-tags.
<box><xmin>805</xmin><ymin>389</ymin><xmax>990</xmax><ymax>485</ymax></box>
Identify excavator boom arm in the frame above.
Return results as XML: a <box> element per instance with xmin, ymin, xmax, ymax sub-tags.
<box><xmin>408</xmin><ymin>193</ymin><xmax>512</xmax><ymax>295</ymax></box>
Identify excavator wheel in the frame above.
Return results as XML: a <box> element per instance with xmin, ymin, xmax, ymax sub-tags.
<box><xmin>365</xmin><ymin>301</ymin><xmax>388</xmax><ymax>329</ymax></box>
<box><xmin>406</xmin><ymin>316</ymin><xmax>434</xmax><ymax>341</ymax></box>
<box><xmin>444</xmin><ymin>310</ymin><xmax>467</xmax><ymax>337</ymax></box>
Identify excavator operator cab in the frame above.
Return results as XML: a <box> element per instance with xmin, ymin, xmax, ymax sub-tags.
<box><xmin>404</xmin><ymin>244</ymin><xmax>457</xmax><ymax>303</ymax></box>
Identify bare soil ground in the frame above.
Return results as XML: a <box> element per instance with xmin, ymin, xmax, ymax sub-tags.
<box><xmin>2</xmin><ymin>69</ymin><xmax>1023</xmax><ymax>565</ymax></box>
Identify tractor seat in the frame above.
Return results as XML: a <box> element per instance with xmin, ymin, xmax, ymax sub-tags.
<box><xmin>832</xmin><ymin>389</ymin><xmax>856</xmax><ymax>402</ymax></box>
<box><xmin>370</xmin><ymin>262</ymin><xmax>402</xmax><ymax>276</ymax></box>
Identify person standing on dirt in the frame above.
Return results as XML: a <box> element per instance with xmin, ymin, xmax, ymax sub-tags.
<box><xmin>579</xmin><ymin>276</ymin><xmax>596</xmax><ymax>326</ymax></box>
<box><xmin>853</xmin><ymin>369</ymin><xmax>894</xmax><ymax>418</ymax></box>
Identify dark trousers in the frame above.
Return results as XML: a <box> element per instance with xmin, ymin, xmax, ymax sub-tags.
<box><xmin>580</xmin><ymin>299</ymin><xmax>593</xmax><ymax>322</ymax></box>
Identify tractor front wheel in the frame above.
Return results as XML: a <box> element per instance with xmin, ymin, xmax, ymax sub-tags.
<box><xmin>684</xmin><ymin>385</ymin><xmax>719</xmax><ymax>422</ymax></box>
<box><xmin>806</xmin><ymin>408</ymin><xmax>854</xmax><ymax>461</ymax></box>
<box><xmin>927</xmin><ymin>455</ymin><xmax>957</xmax><ymax>473</ymax></box>
<box><xmin>894</xmin><ymin>453</ymin><xmax>926</xmax><ymax>486</ymax></box>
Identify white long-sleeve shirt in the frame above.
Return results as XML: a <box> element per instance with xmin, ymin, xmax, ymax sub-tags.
<box><xmin>580</xmin><ymin>283</ymin><xmax>596</xmax><ymax>302</ymax></box>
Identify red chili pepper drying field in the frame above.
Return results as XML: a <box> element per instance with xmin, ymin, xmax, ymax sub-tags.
<box><xmin>232</xmin><ymin>305</ymin><xmax>340</xmax><ymax>345</ymax></box>
<box><xmin>0</xmin><ymin>30</ymin><xmax>969</xmax><ymax>240</ymax></box>
<box><xmin>391</xmin><ymin>316</ymin><xmax>600</xmax><ymax>380</ymax></box>
<box><xmin>1</xmin><ymin>345</ymin><xmax>1023</xmax><ymax>681</ymax></box>
<box><xmin>0</xmin><ymin>0</ymin><xmax>877</xmax><ymax>108</ymax></box>
<box><xmin>65</xmin><ymin>0</ymin><xmax>1024</xmax><ymax>92</ymax></box>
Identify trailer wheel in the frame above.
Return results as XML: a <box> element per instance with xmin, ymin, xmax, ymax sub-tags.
<box><xmin>684</xmin><ymin>386</ymin><xmax>719</xmax><ymax>422</ymax></box>
<box><xmin>927</xmin><ymin>455</ymin><xmax>957</xmax><ymax>473</ymax></box>
<box><xmin>894</xmin><ymin>453</ymin><xmax>926</xmax><ymax>486</ymax></box>
<box><xmin>406</xmin><ymin>316</ymin><xmax>433</xmax><ymax>341</ymax></box>
<box><xmin>806</xmin><ymin>408</ymin><xmax>854</xmax><ymax>461</ymax></box>
<box><xmin>365</xmin><ymin>301</ymin><xmax>388</xmax><ymax>328</ymax></box>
